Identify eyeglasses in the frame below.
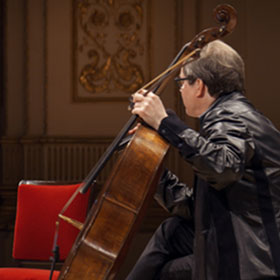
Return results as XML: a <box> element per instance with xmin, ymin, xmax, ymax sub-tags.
<box><xmin>174</xmin><ymin>77</ymin><xmax>192</xmax><ymax>88</ymax></box>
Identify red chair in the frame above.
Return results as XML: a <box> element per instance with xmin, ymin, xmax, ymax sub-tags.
<box><xmin>0</xmin><ymin>180</ymin><xmax>90</xmax><ymax>280</ymax></box>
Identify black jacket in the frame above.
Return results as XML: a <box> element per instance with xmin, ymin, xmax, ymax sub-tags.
<box><xmin>155</xmin><ymin>92</ymin><xmax>280</xmax><ymax>279</ymax></box>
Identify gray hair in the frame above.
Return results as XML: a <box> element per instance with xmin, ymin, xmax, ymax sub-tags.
<box><xmin>183</xmin><ymin>40</ymin><xmax>245</xmax><ymax>96</ymax></box>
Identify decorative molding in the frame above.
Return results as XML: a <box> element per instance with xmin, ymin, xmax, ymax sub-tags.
<box><xmin>72</xmin><ymin>0</ymin><xmax>151</xmax><ymax>102</ymax></box>
<box><xmin>0</xmin><ymin>135</ymin><xmax>180</xmax><ymax>182</ymax></box>
<box><xmin>1</xmin><ymin>136</ymin><xmax>114</xmax><ymax>183</ymax></box>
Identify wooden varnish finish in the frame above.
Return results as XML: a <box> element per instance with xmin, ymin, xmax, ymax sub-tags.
<box><xmin>58</xmin><ymin>125</ymin><xmax>169</xmax><ymax>279</ymax></box>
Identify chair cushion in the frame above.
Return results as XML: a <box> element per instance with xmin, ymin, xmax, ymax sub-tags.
<box><xmin>0</xmin><ymin>268</ymin><xmax>60</xmax><ymax>279</ymax></box>
<box><xmin>13</xmin><ymin>183</ymin><xmax>89</xmax><ymax>261</ymax></box>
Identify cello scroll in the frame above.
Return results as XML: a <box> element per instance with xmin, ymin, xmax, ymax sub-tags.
<box><xmin>136</xmin><ymin>4</ymin><xmax>237</xmax><ymax>97</ymax></box>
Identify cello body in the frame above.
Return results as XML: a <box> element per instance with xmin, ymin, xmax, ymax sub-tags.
<box><xmin>58</xmin><ymin>125</ymin><xmax>169</xmax><ymax>279</ymax></box>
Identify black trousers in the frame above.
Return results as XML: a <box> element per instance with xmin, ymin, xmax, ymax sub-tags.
<box><xmin>126</xmin><ymin>216</ymin><xmax>194</xmax><ymax>280</ymax></box>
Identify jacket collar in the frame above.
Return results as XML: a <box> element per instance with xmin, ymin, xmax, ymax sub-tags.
<box><xmin>199</xmin><ymin>91</ymin><xmax>243</xmax><ymax>123</ymax></box>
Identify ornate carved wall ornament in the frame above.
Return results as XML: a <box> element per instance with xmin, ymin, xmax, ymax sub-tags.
<box><xmin>73</xmin><ymin>0</ymin><xmax>151</xmax><ymax>102</ymax></box>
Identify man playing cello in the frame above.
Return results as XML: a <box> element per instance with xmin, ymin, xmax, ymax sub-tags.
<box><xmin>126</xmin><ymin>40</ymin><xmax>280</xmax><ymax>280</ymax></box>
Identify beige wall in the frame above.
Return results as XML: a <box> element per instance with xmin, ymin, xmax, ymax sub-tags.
<box><xmin>198</xmin><ymin>0</ymin><xmax>280</xmax><ymax>129</ymax></box>
<box><xmin>5</xmin><ymin>0</ymin><xmax>280</xmax><ymax>137</ymax></box>
<box><xmin>4</xmin><ymin>0</ymin><xmax>280</xmax><ymax>137</ymax></box>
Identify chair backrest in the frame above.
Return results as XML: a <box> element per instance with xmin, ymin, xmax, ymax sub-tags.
<box><xmin>13</xmin><ymin>181</ymin><xmax>90</xmax><ymax>261</ymax></box>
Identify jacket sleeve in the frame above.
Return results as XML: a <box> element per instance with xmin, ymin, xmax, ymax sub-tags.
<box><xmin>154</xmin><ymin>169</ymin><xmax>194</xmax><ymax>219</ymax></box>
<box><xmin>158</xmin><ymin>109</ymin><xmax>255</xmax><ymax>190</ymax></box>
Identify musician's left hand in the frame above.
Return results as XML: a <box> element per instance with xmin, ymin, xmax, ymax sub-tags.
<box><xmin>131</xmin><ymin>90</ymin><xmax>168</xmax><ymax>130</ymax></box>
<box><xmin>128</xmin><ymin>123</ymin><xmax>141</xmax><ymax>135</ymax></box>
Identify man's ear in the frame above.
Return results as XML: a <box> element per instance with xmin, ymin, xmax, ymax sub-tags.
<box><xmin>195</xmin><ymin>78</ymin><xmax>205</xmax><ymax>98</ymax></box>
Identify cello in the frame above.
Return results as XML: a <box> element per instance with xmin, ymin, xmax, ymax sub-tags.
<box><xmin>57</xmin><ymin>4</ymin><xmax>237</xmax><ymax>279</ymax></box>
